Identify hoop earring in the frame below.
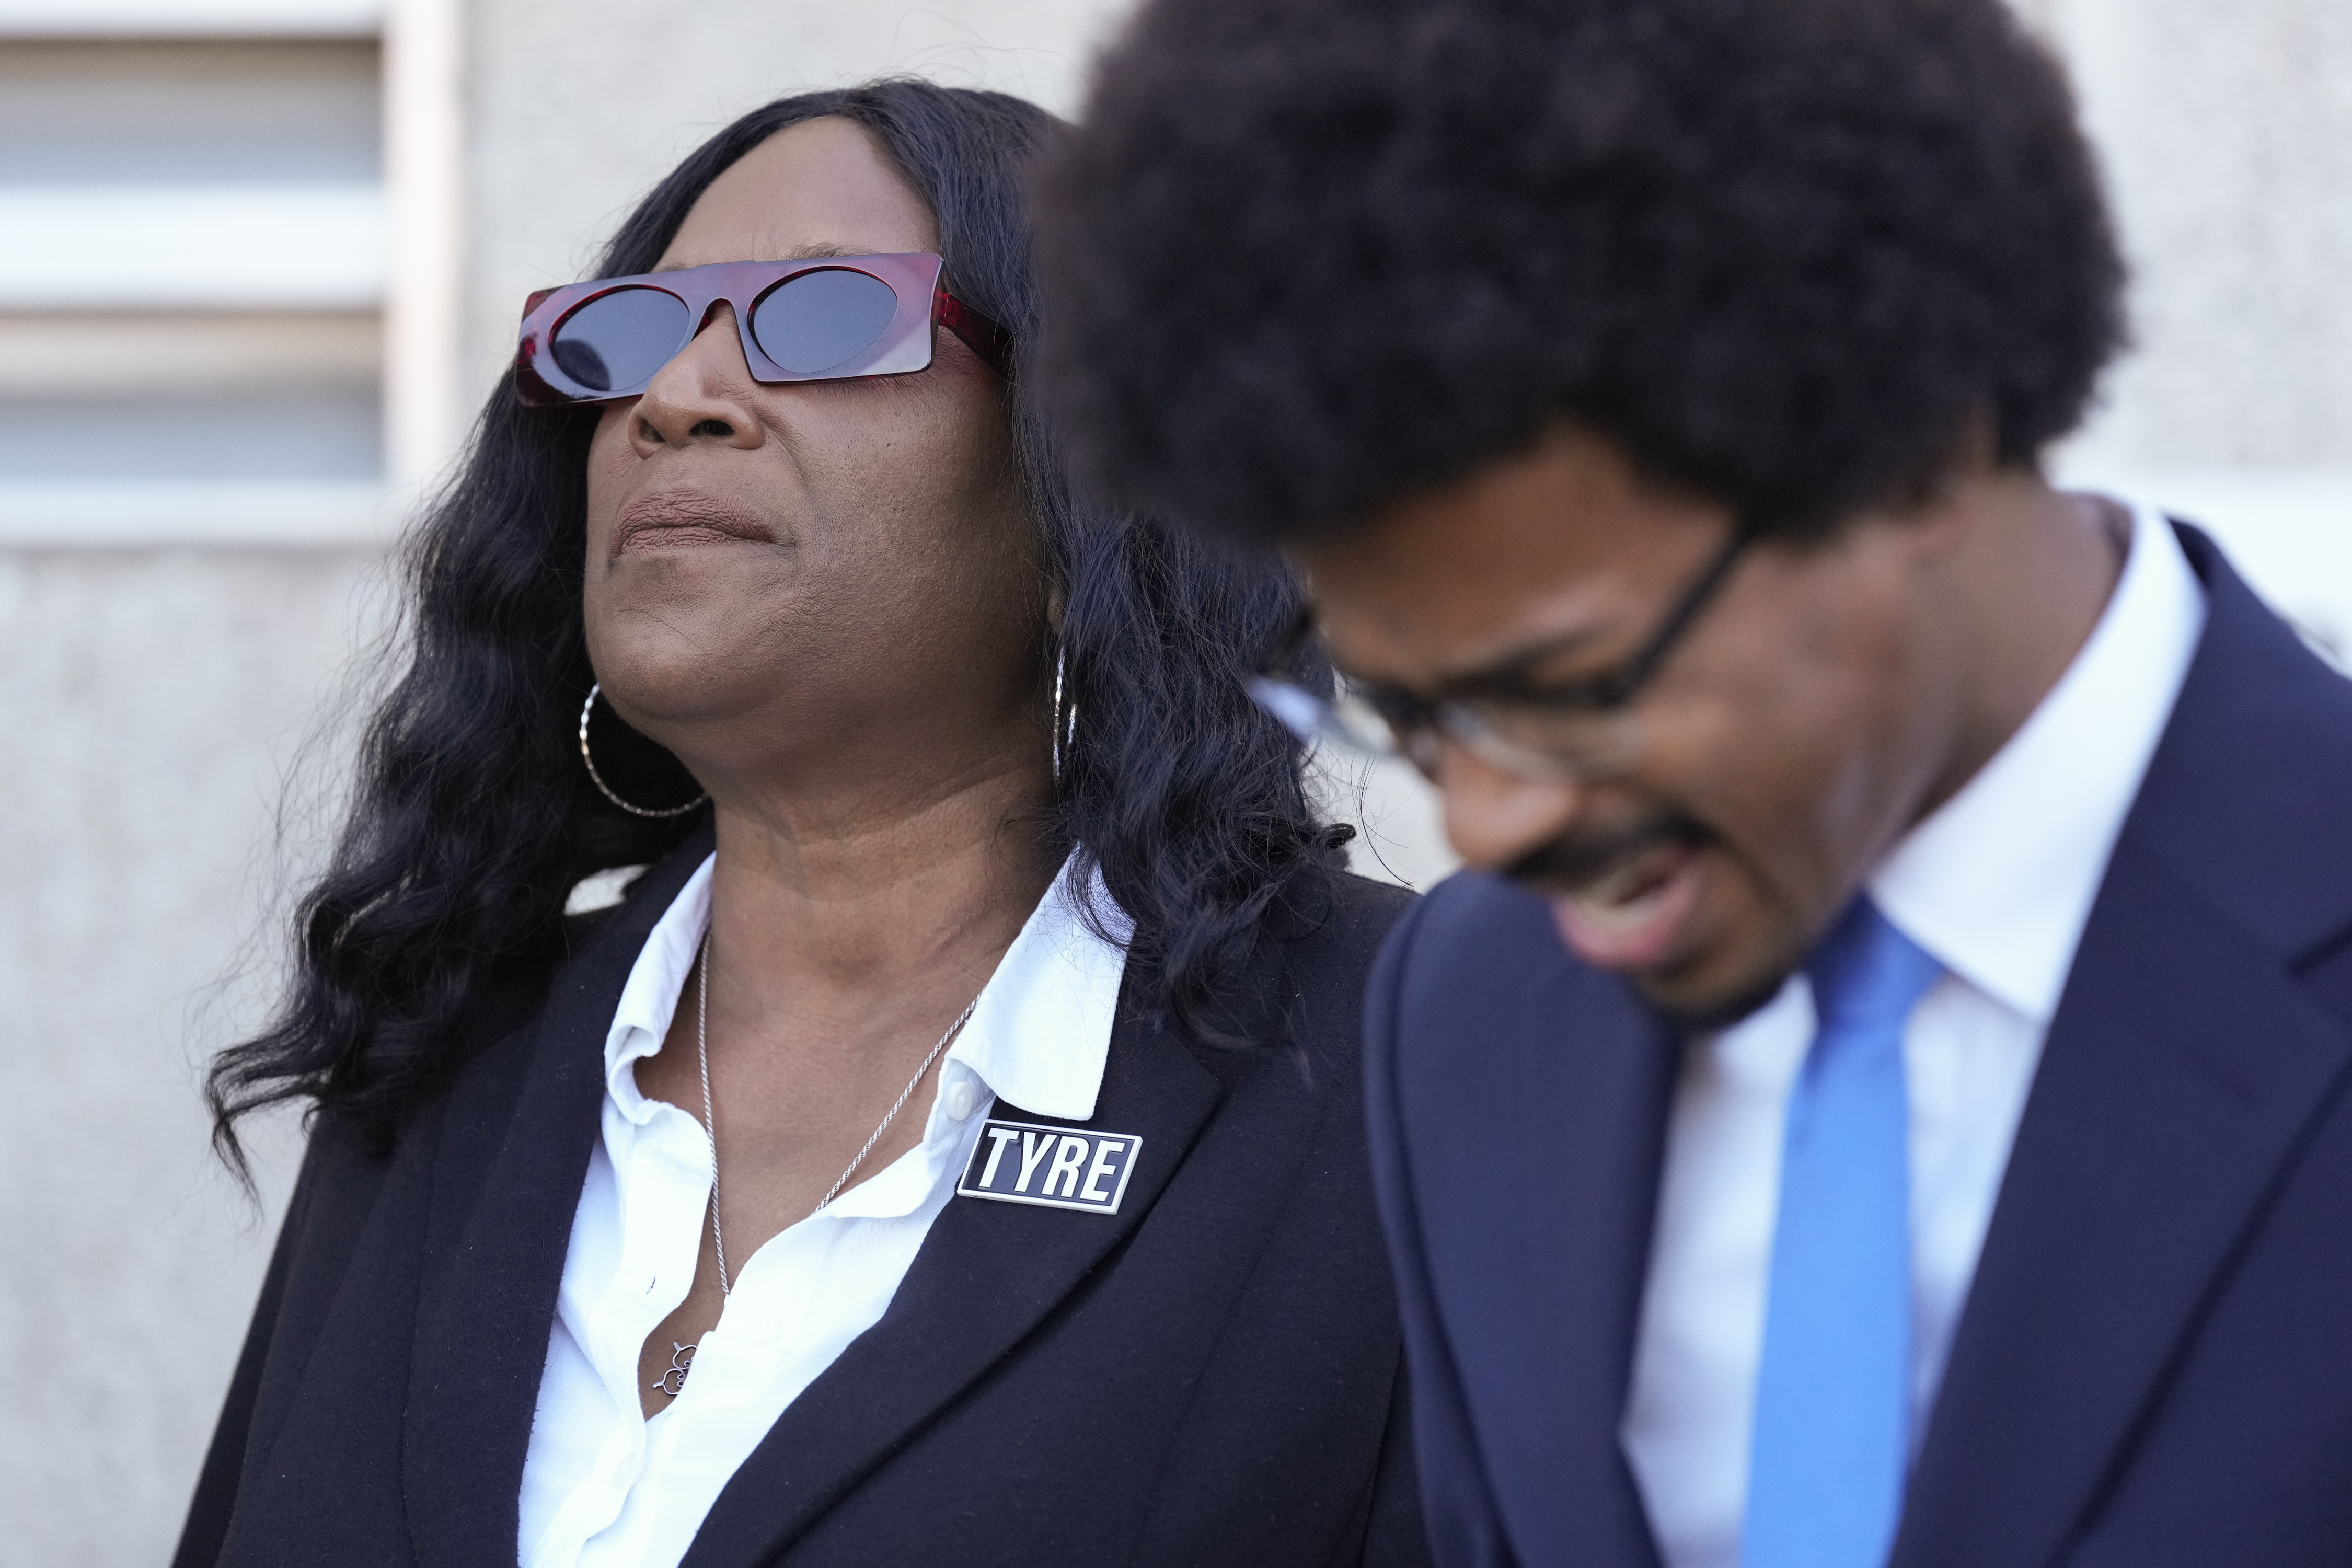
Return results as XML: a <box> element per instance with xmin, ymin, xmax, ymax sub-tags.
<box><xmin>578</xmin><ymin>683</ymin><xmax>708</xmax><ymax>818</ymax></box>
<box><xmin>1051</xmin><ymin>642</ymin><xmax>1076</xmax><ymax>784</ymax></box>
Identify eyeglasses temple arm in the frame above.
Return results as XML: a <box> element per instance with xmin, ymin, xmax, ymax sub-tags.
<box><xmin>1597</xmin><ymin>521</ymin><xmax>1759</xmax><ymax>705</ymax></box>
<box><xmin>937</xmin><ymin>289</ymin><xmax>1014</xmax><ymax>377</ymax></box>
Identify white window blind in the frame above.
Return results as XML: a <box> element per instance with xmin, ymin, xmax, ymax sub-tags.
<box><xmin>0</xmin><ymin>0</ymin><xmax>455</xmax><ymax>544</ymax></box>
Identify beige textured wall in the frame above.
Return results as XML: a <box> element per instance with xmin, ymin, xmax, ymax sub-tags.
<box><xmin>2035</xmin><ymin>0</ymin><xmax>2352</xmax><ymax>651</ymax></box>
<box><xmin>2046</xmin><ymin>0</ymin><xmax>2352</xmax><ymax>470</ymax></box>
<box><xmin>1</xmin><ymin>549</ymin><xmax>377</xmax><ymax>1567</ymax></box>
<box><xmin>5</xmin><ymin>3</ymin><xmax>2348</xmax><ymax>1563</ymax></box>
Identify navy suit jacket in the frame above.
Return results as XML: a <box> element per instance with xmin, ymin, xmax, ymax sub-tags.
<box><xmin>1364</xmin><ymin>524</ymin><xmax>2352</xmax><ymax>1567</ymax></box>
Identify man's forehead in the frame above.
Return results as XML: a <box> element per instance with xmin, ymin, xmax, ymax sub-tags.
<box><xmin>1293</xmin><ymin>428</ymin><xmax>1734</xmax><ymax>681</ymax></box>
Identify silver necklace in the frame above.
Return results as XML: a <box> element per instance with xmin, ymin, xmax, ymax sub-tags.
<box><xmin>652</xmin><ymin>928</ymin><xmax>981</xmax><ymax>1398</ymax></box>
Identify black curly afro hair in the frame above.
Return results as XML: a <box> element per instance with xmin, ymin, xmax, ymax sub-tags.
<box><xmin>1036</xmin><ymin>0</ymin><xmax>2128</xmax><ymax>544</ymax></box>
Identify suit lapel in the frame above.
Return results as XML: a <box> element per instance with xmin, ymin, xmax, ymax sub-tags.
<box><xmin>1896</xmin><ymin>846</ymin><xmax>2351</xmax><ymax>1568</ymax></box>
<box><xmin>1396</xmin><ymin>878</ymin><xmax>1675</xmax><ymax>1567</ymax></box>
<box><xmin>1896</xmin><ymin>530</ymin><xmax>2352</xmax><ymax>1568</ymax></box>
<box><xmin>678</xmin><ymin>996</ymin><xmax>1221</xmax><ymax>1568</ymax></box>
<box><xmin>1500</xmin><ymin>939</ymin><xmax>1677</xmax><ymax>1567</ymax></box>
<box><xmin>405</xmin><ymin>831</ymin><xmax>714</xmax><ymax>1568</ymax></box>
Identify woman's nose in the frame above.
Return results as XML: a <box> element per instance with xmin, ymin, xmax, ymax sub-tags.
<box><xmin>627</xmin><ymin>303</ymin><xmax>767</xmax><ymax>455</ymax></box>
<box><xmin>1436</xmin><ymin>744</ymin><xmax>1589</xmax><ymax>873</ymax></box>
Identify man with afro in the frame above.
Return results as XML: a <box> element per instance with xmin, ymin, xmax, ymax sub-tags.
<box><xmin>1039</xmin><ymin>1</ymin><xmax>2352</xmax><ymax>1565</ymax></box>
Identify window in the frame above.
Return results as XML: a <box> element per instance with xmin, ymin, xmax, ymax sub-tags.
<box><xmin>0</xmin><ymin>0</ymin><xmax>457</xmax><ymax>543</ymax></box>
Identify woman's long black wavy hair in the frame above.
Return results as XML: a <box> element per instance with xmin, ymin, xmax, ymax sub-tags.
<box><xmin>207</xmin><ymin>79</ymin><xmax>1344</xmax><ymax>1178</ymax></box>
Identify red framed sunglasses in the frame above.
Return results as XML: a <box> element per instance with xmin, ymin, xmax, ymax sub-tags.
<box><xmin>513</xmin><ymin>251</ymin><xmax>1012</xmax><ymax>407</ymax></box>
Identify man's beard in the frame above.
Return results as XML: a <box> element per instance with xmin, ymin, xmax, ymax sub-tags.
<box><xmin>1501</xmin><ymin>807</ymin><xmax>1709</xmax><ymax>896</ymax></box>
<box><xmin>1505</xmin><ymin>811</ymin><xmax>1798</xmax><ymax>1033</ymax></box>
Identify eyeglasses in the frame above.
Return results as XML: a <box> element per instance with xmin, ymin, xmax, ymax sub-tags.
<box><xmin>513</xmin><ymin>251</ymin><xmax>1012</xmax><ymax>407</ymax></box>
<box><xmin>1248</xmin><ymin>524</ymin><xmax>1756</xmax><ymax>783</ymax></box>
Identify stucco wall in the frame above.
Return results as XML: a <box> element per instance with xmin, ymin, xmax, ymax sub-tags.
<box><xmin>1</xmin><ymin>548</ymin><xmax>376</xmax><ymax>1566</ymax></box>
<box><xmin>2043</xmin><ymin>0</ymin><xmax>2352</xmax><ymax>470</ymax></box>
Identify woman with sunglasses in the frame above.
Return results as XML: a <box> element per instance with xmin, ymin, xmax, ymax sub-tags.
<box><xmin>176</xmin><ymin>82</ymin><xmax>1424</xmax><ymax>1568</ymax></box>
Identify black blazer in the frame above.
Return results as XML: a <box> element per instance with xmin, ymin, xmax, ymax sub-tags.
<box><xmin>1366</xmin><ymin>525</ymin><xmax>2352</xmax><ymax>1567</ymax></box>
<box><xmin>177</xmin><ymin>845</ymin><xmax>1430</xmax><ymax>1567</ymax></box>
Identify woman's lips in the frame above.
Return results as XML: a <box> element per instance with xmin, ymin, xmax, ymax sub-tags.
<box><xmin>1547</xmin><ymin>836</ymin><xmax>1707</xmax><ymax>971</ymax></box>
<box><xmin>611</xmin><ymin>491</ymin><xmax>777</xmax><ymax>555</ymax></box>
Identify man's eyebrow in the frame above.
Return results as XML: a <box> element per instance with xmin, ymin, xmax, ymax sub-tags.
<box><xmin>1338</xmin><ymin>622</ymin><xmax>1610</xmax><ymax>698</ymax></box>
<box><xmin>1445</xmin><ymin>628</ymin><xmax>1610</xmax><ymax>694</ymax></box>
<box><xmin>650</xmin><ymin>243</ymin><xmax>879</xmax><ymax>274</ymax></box>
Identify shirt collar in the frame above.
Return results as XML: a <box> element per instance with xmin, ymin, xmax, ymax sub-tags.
<box><xmin>604</xmin><ymin>853</ymin><xmax>714</xmax><ymax>1122</ymax></box>
<box><xmin>1866</xmin><ymin>501</ymin><xmax>2207</xmax><ymax>1023</ymax></box>
<box><xmin>601</xmin><ymin>851</ymin><xmax>1129</xmax><ymax>1125</ymax></box>
<box><xmin>941</xmin><ymin>859</ymin><xmax>1133</xmax><ymax>1123</ymax></box>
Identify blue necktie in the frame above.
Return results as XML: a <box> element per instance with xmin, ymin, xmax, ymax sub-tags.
<box><xmin>1742</xmin><ymin>898</ymin><xmax>1941</xmax><ymax>1568</ymax></box>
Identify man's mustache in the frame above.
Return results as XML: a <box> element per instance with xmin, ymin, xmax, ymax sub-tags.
<box><xmin>1503</xmin><ymin>812</ymin><xmax>1712</xmax><ymax>892</ymax></box>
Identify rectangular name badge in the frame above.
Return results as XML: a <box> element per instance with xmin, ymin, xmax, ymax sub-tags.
<box><xmin>956</xmin><ymin>1119</ymin><xmax>1144</xmax><ymax>1215</ymax></box>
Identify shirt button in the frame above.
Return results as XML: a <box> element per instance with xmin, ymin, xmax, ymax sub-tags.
<box><xmin>943</xmin><ymin>1079</ymin><xmax>977</xmax><ymax>1121</ymax></box>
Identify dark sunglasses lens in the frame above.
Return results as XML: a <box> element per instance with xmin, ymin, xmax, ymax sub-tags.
<box><xmin>550</xmin><ymin>287</ymin><xmax>689</xmax><ymax>393</ymax></box>
<box><xmin>750</xmin><ymin>269</ymin><xmax>900</xmax><ymax>374</ymax></box>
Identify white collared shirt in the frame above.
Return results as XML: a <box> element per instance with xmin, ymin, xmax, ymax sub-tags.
<box><xmin>517</xmin><ymin>855</ymin><xmax>1131</xmax><ymax>1568</ymax></box>
<box><xmin>1621</xmin><ymin>501</ymin><xmax>2208</xmax><ymax>1568</ymax></box>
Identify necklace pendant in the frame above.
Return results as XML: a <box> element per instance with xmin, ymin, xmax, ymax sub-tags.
<box><xmin>651</xmin><ymin>1340</ymin><xmax>696</xmax><ymax>1397</ymax></box>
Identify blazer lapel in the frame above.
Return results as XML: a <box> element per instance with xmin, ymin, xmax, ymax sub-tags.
<box><xmin>405</xmin><ymin>830</ymin><xmax>715</xmax><ymax>1568</ymax></box>
<box><xmin>1497</xmin><ymin>939</ymin><xmax>1677</xmax><ymax>1567</ymax></box>
<box><xmin>678</xmin><ymin>997</ymin><xmax>1221</xmax><ymax>1568</ymax></box>
<box><xmin>1896</xmin><ymin>529</ymin><xmax>2352</xmax><ymax>1568</ymax></box>
<box><xmin>1391</xmin><ymin>878</ymin><xmax>1675</xmax><ymax>1568</ymax></box>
